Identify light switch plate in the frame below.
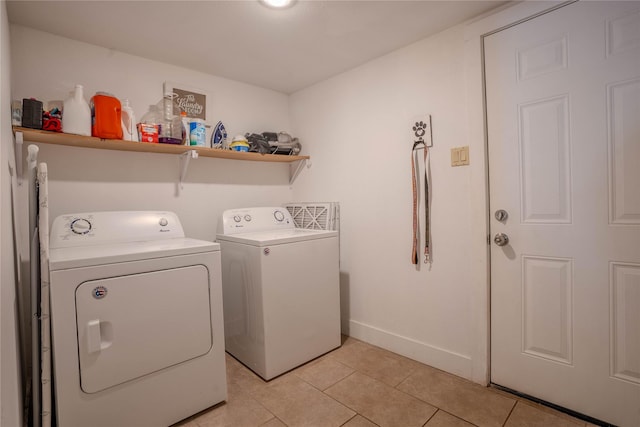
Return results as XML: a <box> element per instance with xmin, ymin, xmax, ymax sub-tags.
<box><xmin>451</xmin><ymin>146</ymin><xmax>470</xmax><ymax>166</ymax></box>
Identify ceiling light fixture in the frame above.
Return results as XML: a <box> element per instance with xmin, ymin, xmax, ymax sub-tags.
<box><xmin>259</xmin><ymin>0</ymin><xmax>296</xmax><ymax>9</ymax></box>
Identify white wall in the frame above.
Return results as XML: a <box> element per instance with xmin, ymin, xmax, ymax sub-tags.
<box><xmin>290</xmin><ymin>23</ymin><xmax>484</xmax><ymax>381</ymax></box>
<box><xmin>10</xmin><ymin>25</ymin><xmax>295</xmax><ymax>244</ymax></box>
<box><xmin>1</xmin><ymin>0</ymin><xmax>24</xmax><ymax>425</ymax></box>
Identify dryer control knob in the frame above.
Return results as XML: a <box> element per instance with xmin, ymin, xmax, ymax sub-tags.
<box><xmin>70</xmin><ymin>218</ymin><xmax>92</xmax><ymax>235</ymax></box>
<box><xmin>233</xmin><ymin>215</ymin><xmax>242</xmax><ymax>223</ymax></box>
<box><xmin>244</xmin><ymin>215</ymin><xmax>252</xmax><ymax>222</ymax></box>
<box><xmin>274</xmin><ymin>210</ymin><xmax>285</xmax><ymax>222</ymax></box>
<box><xmin>159</xmin><ymin>218</ymin><xmax>168</xmax><ymax>227</ymax></box>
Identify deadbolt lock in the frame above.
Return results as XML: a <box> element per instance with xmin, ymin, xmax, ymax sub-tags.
<box><xmin>495</xmin><ymin>209</ymin><xmax>508</xmax><ymax>222</ymax></box>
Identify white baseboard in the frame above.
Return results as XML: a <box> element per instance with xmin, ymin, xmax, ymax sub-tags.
<box><xmin>344</xmin><ymin>319</ymin><xmax>473</xmax><ymax>381</ymax></box>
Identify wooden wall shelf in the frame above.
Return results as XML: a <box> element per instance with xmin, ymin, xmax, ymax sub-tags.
<box><xmin>13</xmin><ymin>127</ymin><xmax>309</xmax><ymax>163</ymax></box>
<box><xmin>13</xmin><ymin>127</ymin><xmax>310</xmax><ymax>186</ymax></box>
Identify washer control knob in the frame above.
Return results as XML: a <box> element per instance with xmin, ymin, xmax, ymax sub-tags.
<box><xmin>274</xmin><ymin>210</ymin><xmax>285</xmax><ymax>222</ymax></box>
<box><xmin>244</xmin><ymin>214</ymin><xmax>252</xmax><ymax>222</ymax></box>
<box><xmin>233</xmin><ymin>215</ymin><xmax>242</xmax><ymax>223</ymax></box>
<box><xmin>159</xmin><ymin>217</ymin><xmax>168</xmax><ymax>227</ymax></box>
<box><xmin>70</xmin><ymin>218</ymin><xmax>92</xmax><ymax>235</ymax></box>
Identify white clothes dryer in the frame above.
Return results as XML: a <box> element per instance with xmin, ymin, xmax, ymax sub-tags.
<box><xmin>216</xmin><ymin>207</ymin><xmax>340</xmax><ymax>380</ymax></box>
<box><xmin>48</xmin><ymin>211</ymin><xmax>226</xmax><ymax>427</ymax></box>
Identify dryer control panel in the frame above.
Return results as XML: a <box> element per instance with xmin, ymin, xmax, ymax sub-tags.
<box><xmin>219</xmin><ymin>207</ymin><xmax>293</xmax><ymax>235</ymax></box>
<box><xmin>50</xmin><ymin>211</ymin><xmax>185</xmax><ymax>249</ymax></box>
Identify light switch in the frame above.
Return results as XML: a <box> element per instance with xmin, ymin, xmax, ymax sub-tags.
<box><xmin>459</xmin><ymin>146</ymin><xmax>469</xmax><ymax>165</ymax></box>
<box><xmin>451</xmin><ymin>148</ymin><xmax>460</xmax><ymax>165</ymax></box>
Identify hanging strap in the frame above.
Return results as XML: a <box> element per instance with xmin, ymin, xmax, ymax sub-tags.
<box><xmin>411</xmin><ymin>141</ymin><xmax>431</xmax><ymax>264</ymax></box>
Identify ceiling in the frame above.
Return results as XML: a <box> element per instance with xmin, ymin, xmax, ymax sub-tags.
<box><xmin>6</xmin><ymin>0</ymin><xmax>508</xmax><ymax>94</ymax></box>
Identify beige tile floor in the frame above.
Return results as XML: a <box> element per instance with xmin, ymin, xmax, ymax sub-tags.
<box><xmin>174</xmin><ymin>336</ymin><xmax>591</xmax><ymax>427</ymax></box>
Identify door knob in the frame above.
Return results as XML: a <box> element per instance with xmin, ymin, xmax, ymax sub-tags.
<box><xmin>494</xmin><ymin>233</ymin><xmax>509</xmax><ymax>246</ymax></box>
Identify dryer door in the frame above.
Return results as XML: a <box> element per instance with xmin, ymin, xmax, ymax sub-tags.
<box><xmin>75</xmin><ymin>265</ymin><xmax>212</xmax><ymax>393</ymax></box>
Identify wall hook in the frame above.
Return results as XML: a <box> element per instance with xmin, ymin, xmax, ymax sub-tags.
<box><xmin>411</xmin><ymin>115</ymin><xmax>433</xmax><ymax>149</ymax></box>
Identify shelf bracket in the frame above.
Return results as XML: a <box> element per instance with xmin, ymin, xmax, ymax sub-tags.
<box><xmin>15</xmin><ymin>131</ymin><xmax>23</xmax><ymax>185</ymax></box>
<box><xmin>289</xmin><ymin>158</ymin><xmax>309</xmax><ymax>185</ymax></box>
<box><xmin>178</xmin><ymin>150</ymin><xmax>199</xmax><ymax>193</ymax></box>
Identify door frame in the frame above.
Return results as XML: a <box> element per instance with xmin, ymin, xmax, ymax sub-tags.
<box><xmin>462</xmin><ymin>0</ymin><xmax>575</xmax><ymax>385</ymax></box>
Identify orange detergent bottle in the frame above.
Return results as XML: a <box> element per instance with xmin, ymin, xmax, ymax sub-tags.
<box><xmin>90</xmin><ymin>92</ymin><xmax>123</xmax><ymax>139</ymax></box>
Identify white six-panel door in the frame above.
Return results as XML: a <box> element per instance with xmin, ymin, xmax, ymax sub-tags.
<box><xmin>485</xmin><ymin>2</ymin><xmax>640</xmax><ymax>425</ymax></box>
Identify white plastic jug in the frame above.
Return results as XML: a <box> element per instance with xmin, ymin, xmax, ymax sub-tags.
<box><xmin>62</xmin><ymin>85</ymin><xmax>91</xmax><ymax>136</ymax></box>
<box><xmin>120</xmin><ymin>99</ymin><xmax>138</xmax><ymax>141</ymax></box>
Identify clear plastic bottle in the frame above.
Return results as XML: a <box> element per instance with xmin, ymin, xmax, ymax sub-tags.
<box><xmin>180</xmin><ymin>111</ymin><xmax>190</xmax><ymax>145</ymax></box>
<box><xmin>158</xmin><ymin>92</ymin><xmax>183</xmax><ymax>145</ymax></box>
<box><xmin>140</xmin><ymin>104</ymin><xmax>160</xmax><ymax>123</ymax></box>
<box><xmin>138</xmin><ymin>104</ymin><xmax>161</xmax><ymax>143</ymax></box>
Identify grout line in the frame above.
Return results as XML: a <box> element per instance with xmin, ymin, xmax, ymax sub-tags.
<box><xmin>429</xmin><ymin>409</ymin><xmax>482</xmax><ymax>427</ymax></box>
<box><xmin>394</xmin><ymin>366</ymin><xmax>418</xmax><ymax>389</ymax></box>
<box><xmin>322</xmin><ymin>371</ymin><xmax>361</xmax><ymax>412</ymax></box>
<box><xmin>261</xmin><ymin>415</ymin><xmax>287</xmax><ymax>426</ymax></box>
<box><xmin>502</xmin><ymin>399</ymin><xmax>518</xmax><ymax>427</ymax></box>
<box><xmin>360</xmin><ymin>414</ymin><xmax>382</xmax><ymax>427</ymax></box>
<box><xmin>338</xmin><ymin>413</ymin><xmax>358</xmax><ymax>427</ymax></box>
<box><xmin>421</xmin><ymin>409</ymin><xmax>439</xmax><ymax>427</ymax></box>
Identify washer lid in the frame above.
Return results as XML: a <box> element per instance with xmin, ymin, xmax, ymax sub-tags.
<box><xmin>216</xmin><ymin>228</ymin><xmax>337</xmax><ymax>246</ymax></box>
<box><xmin>49</xmin><ymin>238</ymin><xmax>219</xmax><ymax>271</ymax></box>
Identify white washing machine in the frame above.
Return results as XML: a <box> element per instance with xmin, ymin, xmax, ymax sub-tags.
<box><xmin>48</xmin><ymin>211</ymin><xmax>227</xmax><ymax>427</ymax></box>
<box><xmin>216</xmin><ymin>207</ymin><xmax>341</xmax><ymax>380</ymax></box>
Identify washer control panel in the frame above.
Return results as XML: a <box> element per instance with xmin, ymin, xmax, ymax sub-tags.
<box><xmin>50</xmin><ymin>211</ymin><xmax>185</xmax><ymax>249</ymax></box>
<box><xmin>220</xmin><ymin>207</ymin><xmax>293</xmax><ymax>235</ymax></box>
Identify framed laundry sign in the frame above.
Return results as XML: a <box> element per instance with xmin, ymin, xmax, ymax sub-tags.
<box><xmin>163</xmin><ymin>81</ymin><xmax>207</xmax><ymax>121</ymax></box>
